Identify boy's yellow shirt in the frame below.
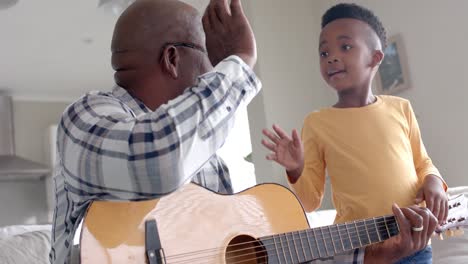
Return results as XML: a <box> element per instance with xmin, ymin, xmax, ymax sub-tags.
<box><xmin>290</xmin><ymin>95</ymin><xmax>446</xmax><ymax>224</ymax></box>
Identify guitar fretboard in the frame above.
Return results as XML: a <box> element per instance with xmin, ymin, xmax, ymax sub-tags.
<box><xmin>259</xmin><ymin>215</ymin><xmax>399</xmax><ymax>263</ymax></box>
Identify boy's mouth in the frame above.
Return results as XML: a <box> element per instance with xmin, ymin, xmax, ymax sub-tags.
<box><xmin>327</xmin><ymin>69</ymin><xmax>346</xmax><ymax>78</ymax></box>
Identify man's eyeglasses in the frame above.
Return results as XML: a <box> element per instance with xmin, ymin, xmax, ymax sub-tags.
<box><xmin>162</xmin><ymin>42</ymin><xmax>207</xmax><ymax>54</ymax></box>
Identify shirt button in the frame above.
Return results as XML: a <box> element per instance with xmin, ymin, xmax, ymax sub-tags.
<box><xmin>226</xmin><ymin>106</ymin><xmax>232</xmax><ymax>112</ymax></box>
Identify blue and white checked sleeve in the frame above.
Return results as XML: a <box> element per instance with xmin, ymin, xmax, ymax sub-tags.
<box><xmin>58</xmin><ymin>55</ymin><xmax>261</xmax><ymax>200</ymax></box>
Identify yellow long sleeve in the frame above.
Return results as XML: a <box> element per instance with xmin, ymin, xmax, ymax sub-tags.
<box><xmin>290</xmin><ymin>95</ymin><xmax>446</xmax><ymax>223</ymax></box>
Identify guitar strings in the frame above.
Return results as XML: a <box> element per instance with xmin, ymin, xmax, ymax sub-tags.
<box><xmin>162</xmin><ymin>221</ymin><xmax>399</xmax><ymax>264</ymax></box>
<box><xmin>163</xmin><ymin>219</ymin><xmax>396</xmax><ymax>262</ymax></box>
<box><xmin>214</xmin><ymin>217</ymin><xmax>463</xmax><ymax>264</ymax></box>
<box><xmin>162</xmin><ymin>217</ymin><xmax>395</xmax><ymax>260</ymax></box>
<box><xmin>167</xmin><ymin>226</ymin><xmax>399</xmax><ymax>264</ymax></box>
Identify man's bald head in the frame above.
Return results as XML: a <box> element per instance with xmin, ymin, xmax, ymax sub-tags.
<box><xmin>111</xmin><ymin>0</ymin><xmax>205</xmax><ymax>88</ymax></box>
<box><xmin>111</xmin><ymin>0</ymin><xmax>203</xmax><ymax>54</ymax></box>
<box><xmin>110</xmin><ymin>0</ymin><xmax>212</xmax><ymax>111</ymax></box>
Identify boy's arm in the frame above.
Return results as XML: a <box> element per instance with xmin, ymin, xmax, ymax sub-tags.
<box><xmin>406</xmin><ymin>101</ymin><xmax>447</xmax><ymax>189</ymax></box>
<box><xmin>406</xmin><ymin>101</ymin><xmax>448</xmax><ymax>223</ymax></box>
<box><xmin>261</xmin><ymin>118</ymin><xmax>325</xmax><ymax>212</ymax></box>
<box><xmin>288</xmin><ymin>121</ymin><xmax>326</xmax><ymax>213</ymax></box>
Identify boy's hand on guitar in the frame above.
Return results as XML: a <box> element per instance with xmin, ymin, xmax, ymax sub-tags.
<box><xmin>414</xmin><ymin>174</ymin><xmax>448</xmax><ymax>224</ymax></box>
<box><xmin>262</xmin><ymin>124</ymin><xmax>304</xmax><ymax>182</ymax></box>
<box><xmin>364</xmin><ymin>204</ymin><xmax>438</xmax><ymax>263</ymax></box>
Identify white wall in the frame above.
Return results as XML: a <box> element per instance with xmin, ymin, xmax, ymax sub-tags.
<box><xmin>0</xmin><ymin>100</ymin><xmax>69</xmax><ymax>226</ymax></box>
<box><xmin>245</xmin><ymin>0</ymin><xmax>468</xmax><ymax>208</ymax></box>
<box><xmin>13</xmin><ymin>100</ymin><xmax>69</xmax><ymax>166</ymax></box>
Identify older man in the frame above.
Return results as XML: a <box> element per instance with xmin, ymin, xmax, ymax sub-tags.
<box><xmin>50</xmin><ymin>0</ymin><xmax>259</xmax><ymax>262</ymax></box>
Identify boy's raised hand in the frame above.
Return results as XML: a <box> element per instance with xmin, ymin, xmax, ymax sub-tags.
<box><xmin>262</xmin><ymin>124</ymin><xmax>304</xmax><ymax>182</ymax></box>
<box><xmin>414</xmin><ymin>174</ymin><xmax>448</xmax><ymax>224</ymax></box>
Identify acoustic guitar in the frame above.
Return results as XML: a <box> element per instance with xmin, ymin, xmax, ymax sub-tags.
<box><xmin>80</xmin><ymin>183</ymin><xmax>467</xmax><ymax>263</ymax></box>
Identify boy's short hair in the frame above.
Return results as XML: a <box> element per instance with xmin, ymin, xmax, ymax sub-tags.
<box><xmin>321</xmin><ymin>3</ymin><xmax>387</xmax><ymax>49</ymax></box>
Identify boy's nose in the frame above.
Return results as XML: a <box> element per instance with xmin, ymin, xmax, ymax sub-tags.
<box><xmin>328</xmin><ymin>58</ymin><xmax>339</xmax><ymax>64</ymax></box>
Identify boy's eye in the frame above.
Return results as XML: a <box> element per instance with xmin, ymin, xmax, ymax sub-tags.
<box><xmin>342</xmin><ymin>44</ymin><xmax>352</xmax><ymax>51</ymax></box>
<box><xmin>320</xmin><ymin>51</ymin><xmax>328</xmax><ymax>58</ymax></box>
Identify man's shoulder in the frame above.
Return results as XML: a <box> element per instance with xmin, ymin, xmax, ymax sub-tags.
<box><xmin>64</xmin><ymin>89</ymin><xmax>124</xmax><ymax>113</ymax></box>
<box><xmin>58</xmin><ymin>89</ymin><xmax>128</xmax><ymax>127</ymax></box>
<box><xmin>71</xmin><ymin>90</ymin><xmax>117</xmax><ymax>106</ymax></box>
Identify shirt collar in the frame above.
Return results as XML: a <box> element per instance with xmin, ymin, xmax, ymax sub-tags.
<box><xmin>111</xmin><ymin>85</ymin><xmax>151</xmax><ymax>116</ymax></box>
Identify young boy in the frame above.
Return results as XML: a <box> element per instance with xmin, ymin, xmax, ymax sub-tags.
<box><xmin>262</xmin><ymin>3</ymin><xmax>447</xmax><ymax>263</ymax></box>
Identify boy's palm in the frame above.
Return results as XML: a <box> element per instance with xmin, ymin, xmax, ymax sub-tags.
<box><xmin>262</xmin><ymin>125</ymin><xmax>304</xmax><ymax>171</ymax></box>
<box><xmin>272</xmin><ymin>137</ymin><xmax>302</xmax><ymax>170</ymax></box>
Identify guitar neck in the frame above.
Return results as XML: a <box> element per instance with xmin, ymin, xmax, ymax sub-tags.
<box><xmin>259</xmin><ymin>215</ymin><xmax>399</xmax><ymax>263</ymax></box>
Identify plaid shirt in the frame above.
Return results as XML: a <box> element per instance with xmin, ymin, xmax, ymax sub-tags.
<box><xmin>50</xmin><ymin>56</ymin><xmax>260</xmax><ymax>263</ymax></box>
<box><xmin>49</xmin><ymin>54</ymin><xmax>364</xmax><ymax>263</ymax></box>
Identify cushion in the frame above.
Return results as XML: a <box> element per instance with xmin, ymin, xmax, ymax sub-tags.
<box><xmin>0</xmin><ymin>229</ymin><xmax>51</xmax><ymax>264</ymax></box>
<box><xmin>0</xmin><ymin>224</ymin><xmax>51</xmax><ymax>238</ymax></box>
<box><xmin>448</xmin><ymin>186</ymin><xmax>468</xmax><ymax>197</ymax></box>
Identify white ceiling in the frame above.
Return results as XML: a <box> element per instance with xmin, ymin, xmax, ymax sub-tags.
<box><xmin>0</xmin><ymin>0</ymin><xmax>208</xmax><ymax>101</ymax></box>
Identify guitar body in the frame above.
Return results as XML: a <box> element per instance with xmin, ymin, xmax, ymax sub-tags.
<box><xmin>80</xmin><ymin>183</ymin><xmax>310</xmax><ymax>264</ymax></box>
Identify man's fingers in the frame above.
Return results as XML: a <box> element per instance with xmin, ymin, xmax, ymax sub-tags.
<box><xmin>411</xmin><ymin>205</ymin><xmax>438</xmax><ymax>251</ymax></box>
<box><xmin>393</xmin><ymin>204</ymin><xmax>411</xmax><ymax>236</ymax></box>
<box><xmin>204</xmin><ymin>0</ymin><xmax>256</xmax><ymax>68</ymax></box>
<box><xmin>213</xmin><ymin>0</ymin><xmax>229</xmax><ymax>23</ymax></box>
<box><xmin>405</xmin><ymin>206</ymin><xmax>425</xmax><ymax>227</ymax></box>
<box><xmin>400</xmin><ymin>206</ymin><xmax>424</xmax><ymax>238</ymax></box>
<box><xmin>208</xmin><ymin>1</ymin><xmax>222</xmax><ymax>30</ymax></box>
<box><xmin>410</xmin><ymin>206</ymin><xmax>432</xmax><ymax>249</ymax></box>
<box><xmin>230</xmin><ymin>0</ymin><xmax>244</xmax><ymax>17</ymax></box>
<box><xmin>202</xmin><ymin>6</ymin><xmax>211</xmax><ymax>31</ymax></box>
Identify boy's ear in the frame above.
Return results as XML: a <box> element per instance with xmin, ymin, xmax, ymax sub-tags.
<box><xmin>370</xmin><ymin>49</ymin><xmax>384</xmax><ymax>68</ymax></box>
<box><xmin>160</xmin><ymin>46</ymin><xmax>180</xmax><ymax>79</ymax></box>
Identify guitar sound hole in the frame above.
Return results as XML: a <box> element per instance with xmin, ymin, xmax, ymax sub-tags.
<box><xmin>226</xmin><ymin>235</ymin><xmax>266</xmax><ymax>264</ymax></box>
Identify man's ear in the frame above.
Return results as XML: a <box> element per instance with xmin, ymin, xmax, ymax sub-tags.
<box><xmin>161</xmin><ymin>46</ymin><xmax>179</xmax><ymax>79</ymax></box>
<box><xmin>370</xmin><ymin>49</ymin><xmax>384</xmax><ymax>68</ymax></box>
